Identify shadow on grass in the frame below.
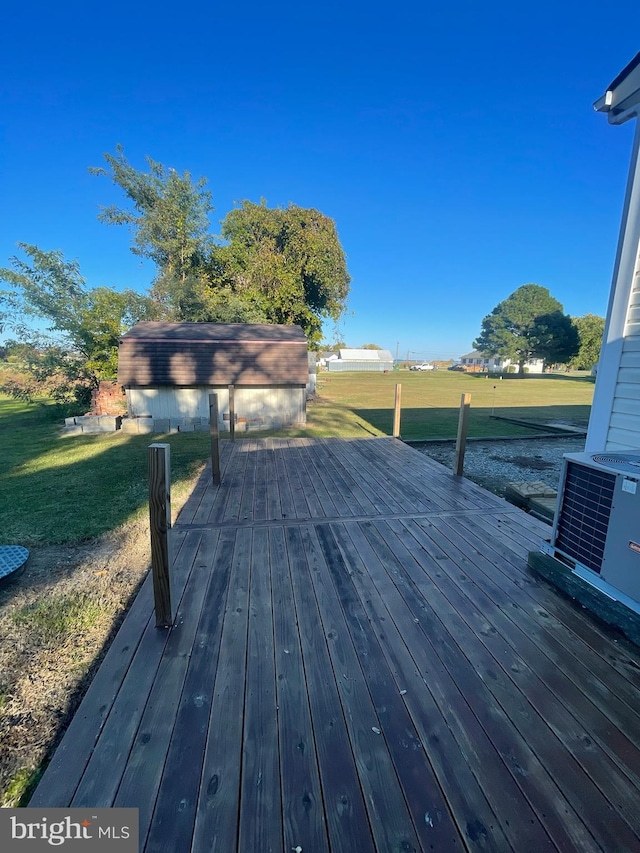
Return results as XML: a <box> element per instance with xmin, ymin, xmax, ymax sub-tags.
<box><xmin>466</xmin><ymin>372</ymin><xmax>595</xmax><ymax>384</ymax></box>
<box><xmin>0</xmin><ymin>400</ymin><xmax>212</xmax><ymax>545</ymax></box>
<box><xmin>354</xmin><ymin>404</ymin><xmax>591</xmax><ymax>440</ymax></box>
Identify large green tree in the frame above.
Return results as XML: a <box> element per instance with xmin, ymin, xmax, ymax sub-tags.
<box><xmin>90</xmin><ymin>146</ymin><xmax>215</xmax><ymax>317</ymax></box>
<box><xmin>474</xmin><ymin>284</ymin><xmax>579</xmax><ymax>370</ymax></box>
<box><xmin>569</xmin><ymin>314</ymin><xmax>606</xmax><ymax>370</ymax></box>
<box><xmin>0</xmin><ymin>243</ymin><xmax>155</xmax><ymax>400</ymax></box>
<box><xmin>91</xmin><ymin>152</ymin><xmax>351</xmax><ymax>340</ymax></box>
<box><xmin>215</xmin><ymin>200</ymin><xmax>351</xmax><ymax>345</ymax></box>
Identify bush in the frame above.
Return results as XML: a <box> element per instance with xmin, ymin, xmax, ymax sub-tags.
<box><xmin>0</xmin><ymin>368</ymin><xmax>92</xmax><ymax>409</ymax></box>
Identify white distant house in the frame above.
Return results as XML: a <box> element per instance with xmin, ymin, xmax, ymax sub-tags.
<box><xmin>587</xmin><ymin>51</ymin><xmax>640</xmax><ymax>451</ymax></box>
<box><xmin>458</xmin><ymin>351</ymin><xmax>545</xmax><ymax>374</ymax></box>
<box><xmin>326</xmin><ymin>348</ymin><xmax>394</xmax><ymax>372</ymax></box>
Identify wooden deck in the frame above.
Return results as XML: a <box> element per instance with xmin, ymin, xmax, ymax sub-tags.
<box><xmin>31</xmin><ymin>437</ymin><xmax>640</xmax><ymax>852</ymax></box>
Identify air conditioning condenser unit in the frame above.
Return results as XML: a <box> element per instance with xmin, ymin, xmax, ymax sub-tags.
<box><xmin>543</xmin><ymin>451</ymin><xmax>640</xmax><ymax>608</ymax></box>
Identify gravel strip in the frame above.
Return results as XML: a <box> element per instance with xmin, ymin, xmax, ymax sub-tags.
<box><xmin>414</xmin><ymin>435</ymin><xmax>586</xmax><ymax>497</ymax></box>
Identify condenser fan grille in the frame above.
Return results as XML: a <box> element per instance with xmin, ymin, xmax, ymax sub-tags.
<box><xmin>591</xmin><ymin>453</ymin><xmax>640</xmax><ymax>473</ymax></box>
<box><xmin>555</xmin><ymin>462</ymin><xmax>616</xmax><ymax>573</ymax></box>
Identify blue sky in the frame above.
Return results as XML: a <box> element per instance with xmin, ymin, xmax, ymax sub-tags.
<box><xmin>1</xmin><ymin>1</ymin><xmax>639</xmax><ymax>359</ymax></box>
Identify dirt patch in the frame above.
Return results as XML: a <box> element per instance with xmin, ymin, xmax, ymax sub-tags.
<box><xmin>0</xmin><ymin>519</ymin><xmax>151</xmax><ymax>805</ymax></box>
<box><xmin>498</xmin><ymin>454</ymin><xmax>556</xmax><ymax>471</ymax></box>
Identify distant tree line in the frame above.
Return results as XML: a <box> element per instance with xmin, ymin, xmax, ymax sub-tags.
<box><xmin>0</xmin><ymin>146</ymin><xmax>351</xmax><ymax>405</ymax></box>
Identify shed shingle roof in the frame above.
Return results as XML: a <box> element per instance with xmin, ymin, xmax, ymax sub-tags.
<box><xmin>118</xmin><ymin>322</ymin><xmax>308</xmax><ymax>387</ymax></box>
<box><xmin>120</xmin><ymin>322</ymin><xmax>307</xmax><ymax>343</ymax></box>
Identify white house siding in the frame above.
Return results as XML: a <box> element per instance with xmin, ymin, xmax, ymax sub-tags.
<box><xmin>605</xmin><ymin>266</ymin><xmax>640</xmax><ymax>450</ymax></box>
<box><xmin>127</xmin><ymin>386</ymin><xmax>306</xmax><ymax>430</ymax></box>
<box><xmin>459</xmin><ymin>353</ymin><xmax>544</xmax><ymax>373</ymax></box>
<box><xmin>587</xmin><ymin>119</ymin><xmax>640</xmax><ymax>452</ymax></box>
<box><xmin>327</xmin><ymin>360</ymin><xmax>393</xmax><ymax>372</ymax></box>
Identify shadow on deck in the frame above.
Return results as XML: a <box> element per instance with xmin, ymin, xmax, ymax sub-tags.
<box><xmin>30</xmin><ymin>438</ymin><xmax>640</xmax><ymax>852</ymax></box>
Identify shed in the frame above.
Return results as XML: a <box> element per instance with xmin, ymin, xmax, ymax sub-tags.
<box><xmin>588</xmin><ymin>51</ymin><xmax>640</xmax><ymax>451</ymax></box>
<box><xmin>118</xmin><ymin>322</ymin><xmax>308</xmax><ymax>431</ymax></box>
<box><xmin>326</xmin><ymin>348</ymin><xmax>394</xmax><ymax>372</ymax></box>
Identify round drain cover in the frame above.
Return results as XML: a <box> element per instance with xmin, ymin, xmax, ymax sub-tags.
<box><xmin>0</xmin><ymin>545</ymin><xmax>29</xmax><ymax>586</ymax></box>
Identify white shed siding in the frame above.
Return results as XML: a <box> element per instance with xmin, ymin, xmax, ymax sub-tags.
<box><xmin>126</xmin><ymin>386</ymin><xmax>305</xmax><ymax>430</ymax></box>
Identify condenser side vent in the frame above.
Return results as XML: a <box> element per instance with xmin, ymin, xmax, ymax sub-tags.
<box><xmin>554</xmin><ymin>462</ymin><xmax>616</xmax><ymax>573</ymax></box>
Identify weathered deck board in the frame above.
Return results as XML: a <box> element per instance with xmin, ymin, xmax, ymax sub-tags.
<box><xmin>269</xmin><ymin>526</ymin><xmax>329</xmax><ymax>852</ymax></box>
<box><xmin>401</xmin><ymin>520</ymin><xmax>640</xmax><ymax>837</ymax></box>
<box><xmin>31</xmin><ymin>437</ymin><xmax>640</xmax><ymax>852</ymax></box>
<box><xmin>433</xmin><ymin>515</ymin><xmax>640</xmax><ymax>732</ymax></box>
<box><xmin>284</xmin><ymin>524</ymin><xmax>376</xmax><ymax>852</ymax></box>
<box><xmin>189</xmin><ymin>527</ymin><xmax>252</xmax><ymax>853</ymax></box>
<box><xmin>331</xmin><ymin>520</ymin><xmax>559</xmax><ymax>851</ymax></box>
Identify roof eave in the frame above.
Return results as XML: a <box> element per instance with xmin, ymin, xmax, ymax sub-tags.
<box><xmin>593</xmin><ymin>91</ymin><xmax>613</xmax><ymax>113</ymax></box>
<box><xmin>595</xmin><ymin>51</ymin><xmax>640</xmax><ymax>125</ymax></box>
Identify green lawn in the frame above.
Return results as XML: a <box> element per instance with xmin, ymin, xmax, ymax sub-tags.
<box><xmin>247</xmin><ymin>370</ymin><xmax>593</xmax><ymax>442</ymax></box>
<box><xmin>0</xmin><ymin>371</ymin><xmax>593</xmax><ymax>545</ymax></box>
<box><xmin>0</xmin><ymin>398</ymin><xmax>211</xmax><ymax>545</ymax></box>
<box><xmin>311</xmin><ymin>369</ymin><xmax>594</xmax><ymax>440</ymax></box>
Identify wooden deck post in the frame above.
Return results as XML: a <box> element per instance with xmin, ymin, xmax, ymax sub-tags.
<box><xmin>228</xmin><ymin>384</ymin><xmax>235</xmax><ymax>441</ymax></box>
<box><xmin>454</xmin><ymin>393</ymin><xmax>471</xmax><ymax>476</ymax></box>
<box><xmin>393</xmin><ymin>383</ymin><xmax>402</xmax><ymax>438</ymax></box>
<box><xmin>209</xmin><ymin>393</ymin><xmax>221</xmax><ymax>485</ymax></box>
<box><xmin>148</xmin><ymin>443</ymin><xmax>173</xmax><ymax>628</ymax></box>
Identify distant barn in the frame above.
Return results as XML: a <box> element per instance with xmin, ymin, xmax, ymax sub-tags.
<box><xmin>118</xmin><ymin>322</ymin><xmax>308</xmax><ymax>431</ymax></box>
<box><xmin>326</xmin><ymin>348</ymin><xmax>394</xmax><ymax>372</ymax></box>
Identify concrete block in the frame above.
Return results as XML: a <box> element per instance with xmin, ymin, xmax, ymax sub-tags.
<box><xmin>100</xmin><ymin>415</ymin><xmax>122</xmax><ymax>429</ymax></box>
<box><xmin>120</xmin><ymin>419</ymin><xmax>139</xmax><ymax>433</ymax></box>
<box><xmin>64</xmin><ymin>417</ymin><xmax>77</xmax><ymax>426</ymax></box>
<box><xmin>137</xmin><ymin>421</ymin><xmax>154</xmax><ymax>434</ymax></box>
<box><xmin>153</xmin><ymin>419</ymin><xmax>171</xmax><ymax>433</ymax></box>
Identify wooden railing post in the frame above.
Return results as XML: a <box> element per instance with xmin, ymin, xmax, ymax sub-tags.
<box><xmin>454</xmin><ymin>393</ymin><xmax>471</xmax><ymax>476</ymax></box>
<box><xmin>228</xmin><ymin>384</ymin><xmax>235</xmax><ymax>441</ymax></box>
<box><xmin>209</xmin><ymin>392</ymin><xmax>221</xmax><ymax>485</ymax></box>
<box><xmin>393</xmin><ymin>383</ymin><xmax>402</xmax><ymax>438</ymax></box>
<box><xmin>148</xmin><ymin>443</ymin><xmax>173</xmax><ymax>628</ymax></box>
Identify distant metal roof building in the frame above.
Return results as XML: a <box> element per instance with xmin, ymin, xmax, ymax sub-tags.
<box><xmin>327</xmin><ymin>348</ymin><xmax>394</xmax><ymax>371</ymax></box>
<box><xmin>338</xmin><ymin>348</ymin><xmax>393</xmax><ymax>361</ymax></box>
